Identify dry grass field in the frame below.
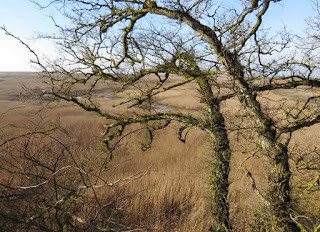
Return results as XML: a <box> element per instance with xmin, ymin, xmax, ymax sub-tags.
<box><xmin>0</xmin><ymin>72</ymin><xmax>319</xmax><ymax>231</ymax></box>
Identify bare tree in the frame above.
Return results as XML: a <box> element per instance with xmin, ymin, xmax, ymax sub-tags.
<box><xmin>4</xmin><ymin>0</ymin><xmax>320</xmax><ymax>231</ymax></box>
<box><xmin>5</xmin><ymin>2</ymin><xmax>237</xmax><ymax>230</ymax></box>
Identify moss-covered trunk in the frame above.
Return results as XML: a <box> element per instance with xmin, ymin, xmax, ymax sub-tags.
<box><xmin>225</xmin><ymin>57</ymin><xmax>300</xmax><ymax>231</ymax></box>
<box><xmin>268</xmin><ymin>145</ymin><xmax>299</xmax><ymax>231</ymax></box>
<box><xmin>197</xmin><ymin>77</ymin><xmax>232</xmax><ymax>231</ymax></box>
<box><xmin>208</xmin><ymin>115</ymin><xmax>232</xmax><ymax>231</ymax></box>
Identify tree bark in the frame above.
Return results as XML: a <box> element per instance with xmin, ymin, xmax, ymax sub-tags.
<box><xmin>197</xmin><ymin>77</ymin><xmax>232</xmax><ymax>231</ymax></box>
<box><xmin>225</xmin><ymin>56</ymin><xmax>300</xmax><ymax>232</ymax></box>
<box><xmin>268</xmin><ymin>145</ymin><xmax>299</xmax><ymax>232</ymax></box>
<box><xmin>207</xmin><ymin>114</ymin><xmax>232</xmax><ymax>232</ymax></box>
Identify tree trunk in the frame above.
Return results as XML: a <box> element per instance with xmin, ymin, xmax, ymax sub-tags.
<box><xmin>227</xmin><ymin>60</ymin><xmax>300</xmax><ymax>231</ymax></box>
<box><xmin>208</xmin><ymin>116</ymin><xmax>232</xmax><ymax>231</ymax></box>
<box><xmin>268</xmin><ymin>145</ymin><xmax>299</xmax><ymax>232</ymax></box>
<box><xmin>197</xmin><ymin>77</ymin><xmax>232</xmax><ymax>231</ymax></box>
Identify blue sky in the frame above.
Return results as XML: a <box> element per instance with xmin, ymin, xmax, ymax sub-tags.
<box><xmin>0</xmin><ymin>0</ymin><xmax>317</xmax><ymax>71</ymax></box>
<box><xmin>264</xmin><ymin>0</ymin><xmax>316</xmax><ymax>33</ymax></box>
<box><xmin>0</xmin><ymin>0</ymin><xmax>59</xmax><ymax>71</ymax></box>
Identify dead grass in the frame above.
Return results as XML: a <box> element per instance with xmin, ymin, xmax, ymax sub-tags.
<box><xmin>1</xmin><ymin>73</ymin><xmax>320</xmax><ymax>231</ymax></box>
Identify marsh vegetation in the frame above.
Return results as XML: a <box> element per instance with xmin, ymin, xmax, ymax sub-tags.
<box><xmin>2</xmin><ymin>0</ymin><xmax>320</xmax><ymax>231</ymax></box>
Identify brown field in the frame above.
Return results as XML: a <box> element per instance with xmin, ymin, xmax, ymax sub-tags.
<box><xmin>0</xmin><ymin>72</ymin><xmax>319</xmax><ymax>231</ymax></box>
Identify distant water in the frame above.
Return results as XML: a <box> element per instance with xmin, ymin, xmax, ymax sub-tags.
<box><xmin>0</xmin><ymin>76</ymin><xmax>21</xmax><ymax>81</ymax></box>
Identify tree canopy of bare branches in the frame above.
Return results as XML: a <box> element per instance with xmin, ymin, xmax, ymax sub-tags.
<box><xmin>3</xmin><ymin>0</ymin><xmax>320</xmax><ymax>231</ymax></box>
